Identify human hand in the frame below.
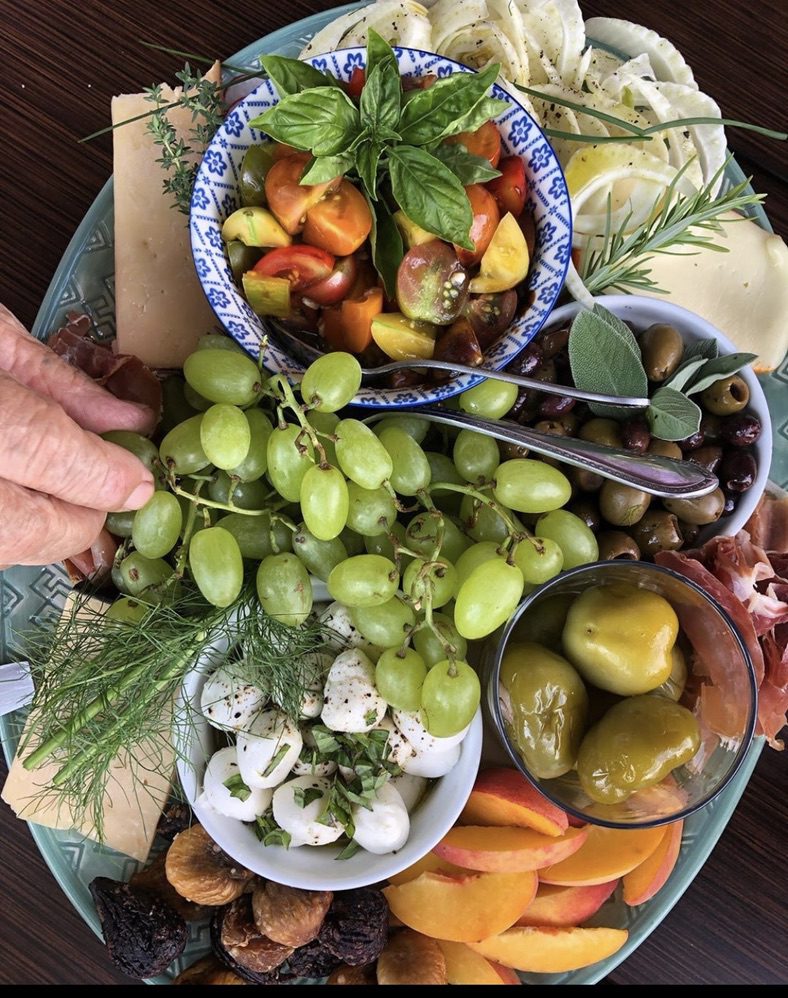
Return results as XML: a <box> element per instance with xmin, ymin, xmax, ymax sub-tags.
<box><xmin>0</xmin><ymin>306</ymin><xmax>156</xmax><ymax>568</ymax></box>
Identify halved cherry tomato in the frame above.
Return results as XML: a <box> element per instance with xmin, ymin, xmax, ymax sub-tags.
<box><xmin>402</xmin><ymin>73</ymin><xmax>438</xmax><ymax>91</ymax></box>
<box><xmin>397</xmin><ymin>240</ymin><xmax>469</xmax><ymax>325</ymax></box>
<box><xmin>519</xmin><ymin>211</ymin><xmax>537</xmax><ymax>259</ymax></box>
<box><xmin>302</xmin><ymin>255</ymin><xmax>358</xmax><ymax>306</ymax></box>
<box><xmin>253</xmin><ymin>245</ymin><xmax>335</xmax><ymax>291</ymax></box>
<box><xmin>322</xmin><ymin>287</ymin><xmax>384</xmax><ymax>353</ymax></box>
<box><xmin>264</xmin><ymin>153</ymin><xmax>341</xmax><ymax>234</ymax></box>
<box><xmin>462</xmin><ymin>290</ymin><xmax>518</xmax><ymax>350</ymax></box>
<box><xmin>487</xmin><ymin>155</ymin><xmax>528</xmax><ymax>217</ymax></box>
<box><xmin>455</xmin><ymin>184</ymin><xmax>500</xmax><ymax>267</ymax></box>
<box><xmin>444</xmin><ymin>120</ymin><xmax>502</xmax><ymax>167</ymax></box>
<box><xmin>346</xmin><ymin>66</ymin><xmax>366</xmax><ymax>98</ymax></box>
<box><xmin>272</xmin><ymin>142</ymin><xmax>300</xmax><ymax>160</ymax></box>
<box><xmin>302</xmin><ymin>180</ymin><xmax>373</xmax><ymax>256</ymax></box>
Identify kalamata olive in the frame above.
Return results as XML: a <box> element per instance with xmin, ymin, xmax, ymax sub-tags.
<box><xmin>622</xmin><ymin>420</ymin><xmax>651</xmax><ymax>454</ymax></box>
<box><xmin>721</xmin><ymin>493</ymin><xmax>737</xmax><ymax>516</ymax></box>
<box><xmin>534</xmin><ymin>419</ymin><xmax>570</xmax><ymax>437</ymax></box>
<box><xmin>664</xmin><ymin>487</ymin><xmax>725</xmax><ymax>525</ymax></box>
<box><xmin>539</xmin><ymin>326</ymin><xmax>570</xmax><ymax>360</ymax></box>
<box><xmin>599</xmin><ymin>481</ymin><xmax>652</xmax><ymax>526</ymax></box>
<box><xmin>508</xmin><ymin>342</ymin><xmax>543</xmax><ymax>377</ymax></box>
<box><xmin>499</xmin><ymin>441</ymin><xmax>529</xmax><ymax>460</ymax></box>
<box><xmin>532</xmin><ymin>359</ymin><xmax>558</xmax><ymax>385</ymax></box>
<box><xmin>678</xmin><ymin>429</ymin><xmax>705</xmax><ymax>452</ymax></box>
<box><xmin>433</xmin><ymin>318</ymin><xmax>483</xmax><ymax>367</ymax></box>
<box><xmin>509</xmin><ymin>391</ymin><xmax>540</xmax><ymax>424</ymax></box>
<box><xmin>539</xmin><ymin>394</ymin><xmax>576</xmax><ymax>419</ymax></box>
<box><xmin>397</xmin><ymin>240</ymin><xmax>469</xmax><ymax>324</ymax></box>
<box><xmin>648</xmin><ymin>439</ymin><xmax>683</xmax><ymax>460</ymax></box>
<box><xmin>719</xmin><ymin>450</ymin><xmax>756</xmax><ymax>493</ymax></box>
<box><xmin>390</xmin><ymin>368</ymin><xmax>423</xmax><ymax>390</ymax></box>
<box><xmin>462</xmin><ymin>290</ymin><xmax>517</xmax><ymax>350</ymax></box>
<box><xmin>688</xmin><ymin>445</ymin><xmax>723</xmax><ymax>474</ymax></box>
<box><xmin>578</xmin><ymin>418</ymin><xmax>623</xmax><ymax>449</ymax></box>
<box><xmin>701</xmin><ymin>374</ymin><xmax>750</xmax><ymax>415</ymax></box>
<box><xmin>720</xmin><ymin>412</ymin><xmax>762</xmax><ymax>448</ymax></box>
<box><xmin>700</xmin><ymin>413</ymin><xmax>723</xmax><ymax>443</ymax></box>
<box><xmin>639</xmin><ymin>323</ymin><xmax>684</xmax><ymax>382</ymax></box>
<box><xmin>597</xmin><ymin>530</ymin><xmax>641</xmax><ymax>560</ymax></box>
<box><xmin>570</xmin><ymin>466</ymin><xmax>604</xmax><ymax>493</ymax></box>
<box><xmin>555</xmin><ymin>412</ymin><xmax>579</xmax><ymax>435</ymax></box>
<box><xmin>678</xmin><ymin>521</ymin><xmax>701</xmax><ymax>547</ymax></box>
<box><xmin>568</xmin><ymin>498</ymin><xmax>602</xmax><ymax>532</ymax></box>
<box><xmin>630</xmin><ymin>510</ymin><xmax>683</xmax><ymax>557</ymax></box>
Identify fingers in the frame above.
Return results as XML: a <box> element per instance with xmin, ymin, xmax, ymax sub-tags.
<box><xmin>0</xmin><ymin>304</ymin><xmax>155</xmax><ymax>435</ymax></box>
<box><xmin>0</xmin><ymin>371</ymin><xmax>155</xmax><ymax>512</ymax></box>
<box><xmin>0</xmin><ymin>479</ymin><xmax>107</xmax><ymax>569</ymax></box>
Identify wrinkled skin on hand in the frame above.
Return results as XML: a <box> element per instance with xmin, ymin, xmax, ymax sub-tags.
<box><xmin>0</xmin><ymin>305</ymin><xmax>156</xmax><ymax>569</ymax></box>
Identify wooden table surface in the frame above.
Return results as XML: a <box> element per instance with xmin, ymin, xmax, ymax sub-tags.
<box><xmin>0</xmin><ymin>0</ymin><xmax>785</xmax><ymax>985</ymax></box>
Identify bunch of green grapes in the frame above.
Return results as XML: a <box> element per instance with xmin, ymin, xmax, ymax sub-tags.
<box><xmin>103</xmin><ymin>336</ymin><xmax>599</xmax><ymax>738</ymax></box>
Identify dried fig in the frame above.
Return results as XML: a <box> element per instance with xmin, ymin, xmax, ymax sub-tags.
<box><xmin>284</xmin><ymin>938</ymin><xmax>342</xmax><ymax>979</ymax></box>
<box><xmin>131</xmin><ymin>853</ymin><xmax>207</xmax><ymax>922</ymax></box>
<box><xmin>156</xmin><ymin>801</ymin><xmax>192</xmax><ymax>841</ymax></box>
<box><xmin>327</xmin><ymin>963</ymin><xmax>378</xmax><ymax>985</ymax></box>
<box><xmin>252</xmin><ymin>882</ymin><xmax>333</xmax><ymax>948</ymax></box>
<box><xmin>174</xmin><ymin>954</ymin><xmax>248</xmax><ymax>985</ymax></box>
<box><xmin>166</xmin><ymin>825</ymin><xmax>255</xmax><ymax>905</ymax></box>
<box><xmin>89</xmin><ymin>876</ymin><xmax>188</xmax><ymax>979</ymax></box>
<box><xmin>212</xmin><ymin>896</ymin><xmax>292</xmax><ymax>983</ymax></box>
<box><xmin>376</xmin><ymin>929</ymin><xmax>448</xmax><ymax>985</ymax></box>
<box><xmin>319</xmin><ymin>887</ymin><xmax>389</xmax><ymax>966</ymax></box>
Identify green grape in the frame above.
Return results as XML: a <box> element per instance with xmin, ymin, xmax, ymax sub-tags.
<box><xmin>105</xmin><ymin>596</ymin><xmax>149</xmax><ymax>625</ymax></box>
<box><xmin>256</xmin><ymin>552</ymin><xmax>313</xmax><ymax>626</ymax></box>
<box><xmin>335</xmin><ymin>419</ymin><xmax>394</xmax><ymax>490</ymax></box>
<box><xmin>209</xmin><ymin>471</ymin><xmax>269</xmax><ymax>510</ymax></box>
<box><xmin>183</xmin><ymin>349</ymin><xmax>262</xmax><ymax>405</ymax></box>
<box><xmin>327</xmin><ymin>555</ymin><xmax>399</xmax><ymax>608</ymax></box>
<box><xmin>199</xmin><ymin>404</ymin><xmax>252</xmax><ymax>470</ymax></box>
<box><xmin>189</xmin><ymin>527</ymin><xmax>243</xmax><ymax>607</ymax></box>
<box><xmin>346</xmin><ymin>482</ymin><xmax>396</xmax><ymax>537</ymax></box>
<box><xmin>131</xmin><ymin>491</ymin><xmax>183</xmax><ymax>559</ymax></box>
<box><xmin>536</xmin><ymin>509</ymin><xmax>599</xmax><ymax>570</ymax></box>
<box><xmin>413</xmin><ymin>613</ymin><xmax>468</xmax><ymax>668</ymax></box>
<box><xmin>293</xmin><ymin>524</ymin><xmax>347</xmax><ymax>581</ymax></box>
<box><xmin>102</xmin><ymin>430</ymin><xmax>159</xmax><ymax>472</ymax></box>
<box><xmin>160</xmin><ymin>375</ymin><xmax>196</xmax><ymax>434</ymax></box>
<box><xmin>364</xmin><ymin>521</ymin><xmax>408</xmax><ymax>564</ymax></box>
<box><xmin>454</xmin><ymin>559</ymin><xmax>525</xmax><ymax>639</ymax></box>
<box><xmin>184</xmin><ymin>381</ymin><xmax>212</xmax><ymax>412</ymax></box>
<box><xmin>405</xmin><ymin>512</ymin><xmax>470</xmax><ymax>565</ymax></box>
<box><xmin>459</xmin><ymin>379</ymin><xmax>519</xmax><ymax>419</ymax></box>
<box><xmin>403</xmin><ymin>557</ymin><xmax>458</xmax><ymax>609</ymax></box>
<box><xmin>340</xmin><ymin>525</ymin><xmax>366</xmax><ymax>556</ymax></box>
<box><xmin>118</xmin><ymin>552</ymin><xmax>173</xmax><ymax>598</ymax></box>
<box><xmin>375</xmin><ymin>647</ymin><xmax>427</xmax><ymax>711</ymax></box>
<box><xmin>455</xmin><ymin>540</ymin><xmax>503</xmax><ymax>588</ymax></box>
<box><xmin>306</xmin><ymin>410</ymin><xmax>339</xmax><ymax>465</ymax></box>
<box><xmin>220</xmin><ymin>510</ymin><xmax>293</xmax><ymax>559</ymax></box>
<box><xmin>460</xmin><ymin>491</ymin><xmax>513</xmax><ymax>544</ymax></box>
<box><xmin>374</xmin><ymin>415</ymin><xmax>429</xmax><ymax>443</ymax></box>
<box><xmin>378</xmin><ymin>426</ymin><xmax>431</xmax><ymax>496</ymax></box>
<box><xmin>426</xmin><ymin>451</ymin><xmax>465</xmax><ymax>487</ymax></box>
<box><xmin>197</xmin><ymin>334</ymin><xmax>243</xmax><ymax>353</ymax></box>
<box><xmin>513</xmin><ymin>535</ymin><xmax>564</xmax><ymax>585</ymax></box>
<box><xmin>493</xmin><ymin>459</ymin><xmax>572</xmax><ymax>514</ymax></box>
<box><xmin>266</xmin><ymin>424</ymin><xmax>315</xmax><ymax>502</ymax></box>
<box><xmin>159</xmin><ymin>414</ymin><xmax>209</xmax><ymax>475</ymax></box>
<box><xmin>228</xmin><ymin>409</ymin><xmax>273</xmax><ymax>482</ymax></box>
<box><xmin>420</xmin><ymin>660</ymin><xmax>481</xmax><ymax>737</ymax></box>
<box><xmin>350</xmin><ymin>595</ymin><xmax>415</xmax><ymax>648</ymax></box>
<box><xmin>105</xmin><ymin>510</ymin><xmax>135</xmax><ymax>539</ymax></box>
<box><xmin>300</xmin><ymin>463</ymin><xmax>349</xmax><ymax>541</ymax></box>
<box><xmin>453</xmin><ymin>429</ymin><xmax>500</xmax><ymax>485</ymax></box>
<box><xmin>300</xmin><ymin>352</ymin><xmax>362</xmax><ymax>412</ymax></box>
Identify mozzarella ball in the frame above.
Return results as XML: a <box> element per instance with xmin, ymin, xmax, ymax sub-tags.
<box><xmin>198</xmin><ymin>746</ymin><xmax>272</xmax><ymax>822</ymax></box>
<box><xmin>401</xmin><ymin>742</ymin><xmax>461</xmax><ymax>778</ymax></box>
<box><xmin>389</xmin><ymin>773</ymin><xmax>427</xmax><ymax>812</ymax></box>
<box><xmin>237</xmin><ymin>709</ymin><xmax>302</xmax><ymax>789</ymax></box>
<box><xmin>271</xmin><ymin>651</ymin><xmax>333</xmax><ymax>719</ymax></box>
<box><xmin>376</xmin><ymin>716</ymin><xmax>414</xmax><ymax>768</ymax></box>
<box><xmin>351</xmin><ymin>781</ymin><xmax>410</xmax><ymax>855</ymax></box>
<box><xmin>393</xmin><ymin>709</ymin><xmax>471</xmax><ymax>752</ymax></box>
<box><xmin>272</xmin><ymin>776</ymin><xmax>343</xmax><ymax>847</ymax></box>
<box><xmin>200</xmin><ymin>666</ymin><xmax>265</xmax><ymax>731</ymax></box>
<box><xmin>319</xmin><ymin>601</ymin><xmax>372</xmax><ymax>653</ymax></box>
<box><xmin>321</xmin><ymin>650</ymin><xmax>387</xmax><ymax>733</ymax></box>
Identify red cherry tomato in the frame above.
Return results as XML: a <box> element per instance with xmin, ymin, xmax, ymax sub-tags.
<box><xmin>264</xmin><ymin>153</ymin><xmax>341</xmax><ymax>234</ymax></box>
<box><xmin>444</xmin><ymin>120</ymin><xmax>502</xmax><ymax>167</ymax></box>
<box><xmin>302</xmin><ymin>180</ymin><xmax>373</xmax><ymax>256</ymax></box>
<box><xmin>455</xmin><ymin>184</ymin><xmax>500</xmax><ymax>267</ymax></box>
<box><xmin>253</xmin><ymin>245</ymin><xmax>335</xmax><ymax>291</ymax></box>
<box><xmin>346</xmin><ymin>66</ymin><xmax>366</xmax><ymax>98</ymax></box>
<box><xmin>487</xmin><ymin>155</ymin><xmax>528</xmax><ymax>217</ymax></box>
<box><xmin>302</xmin><ymin>255</ymin><xmax>359</xmax><ymax>306</ymax></box>
<box><xmin>397</xmin><ymin>240</ymin><xmax>469</xmax><ymax>325</ymax></box>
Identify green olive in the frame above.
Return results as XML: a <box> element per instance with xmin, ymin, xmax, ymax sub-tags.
<box><xmin>597</xmin><ymin>529</ymin><xmax>641</xmax><ymax>560</ymax></box>
<box><xmin>570</xmin><ymin>467</ymin><xmax>604</xmax><ymax>493</ymax></box>
<box><xmin>700</xmin><ymin>375</ymin><xmax>750</xmax><ymax>415</ymax></box>
<box><xmin>651</xmin><ymin>646</ymin><xmax>688</xmax><ymax>702</ymax></box>
<box><xmin>576</xmin><ymin>695</ymin><xmax>700</xmax><ymax>804</ymax></box>
<box><xmin>516</xmin><ymin>592</ymin><xmax>575</xmax><ymax>649</ymax></box>
<box><xmin>534</xmin><ymin>420</ymin><xmax>570</xmax><ymax>437</ymax></box>
<box><xmin>639</xmin><ymin>323</ymin><xmax>684</xmax><ymax>382</ymax></box>
<box><xmin>664</xmin><ymin>487</ymin><xmax>725</xmax><ymax>526</ymax></box>
<box><xmin>630</xmin><ymin>510</ymin><xmax>684</xmax><ymax>557</ymax></box>
<box><xmin>599</xmin><ymin>481</ymin><xmax>652</xmax><ymax>527</ymax></box>
<box><xmin>648</xmin><ymin>439</ymin><xmax>683</xmax><ymax>460</ymax></box>
<box><xmin>499</xmin><ymin>641</ymin><xmax>589</xmax><ymax>779</ymax></box>
<box><xmin>578</xmin><ymin>418</ymin><xmax>623</xmax><ymax>449</ymax></box>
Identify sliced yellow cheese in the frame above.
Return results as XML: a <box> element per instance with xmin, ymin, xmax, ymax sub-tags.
<box><xmin>112</xmin><ymin>62</ymin><xmax>222</xmax><ymax>369</ymax></box>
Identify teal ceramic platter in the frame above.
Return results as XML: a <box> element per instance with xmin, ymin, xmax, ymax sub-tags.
<box><xmin>0</xmin><ymin>3</ymin><xmax>783</xmax><ymax>985</ymax></box>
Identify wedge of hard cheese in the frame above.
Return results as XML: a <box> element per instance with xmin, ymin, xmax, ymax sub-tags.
<box><xmin>112</xmin><ymin>62</ymin><xmax>221</xmax><ymax>369</ymax></box>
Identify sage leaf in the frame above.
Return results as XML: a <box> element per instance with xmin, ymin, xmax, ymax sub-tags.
<box><xmin>388</xmin><ymin>145</ymin><xmax>474</xmax><ymax>249</ymax></box>
<box><xmin>368</xmin><ymin>195</ymin><xmax>404</xmax><ymax>298</ymax></box>
<box><xmin>250</xmin><ymin>87</ymin><xmax>360</xmax><ymax>156</ymax></box>
<box><xmin>592</xmin><ymin>303</ymin><xmax>641</xmax><ymax>355</ymax></box>
<box><xmin>568</xmin><ymin>307</ymin><xmax>648</xmax><ymax>419</ymax></box>
<box><xmin>397</xmin><ymin>63</ymin><xmax>500</xmax><ymax>146</ymax></box>
<box><xmin>432</xmin><ymin>143</ymin><xmax>501</xmax><ymax>184</ymax></box>
<box><xmin>361</xmin><ymin>60</ymin><xmax>401</xmax><ymax>136</ymax></box>
<box><xmin>685</xmin><ymin>352</ymin><xmax>758</xmax><ymax>395</ymax></box>
<box><xmin>646</xmin><ymin>387</ymin><xmax>702</xmax><ymax>441</ymax></box>
<box><xmin>665</xmin><ymin>356</ymin><xmax>708</xmax><ymax>393</ymax></box>
<box><xmin>355</xmin><ymin>139</ymin><xmax>382</xmax><ymax>199</ymax></box>
<box><xmin>260</xmin><ymin>55</ymin><xmax>340</xmax><ymax>97</ymax></box>
<box><xmin>680</xmin><ymin>337</ymin><xmax>719</xmax><ymax>364</ymax></box>
<box><xmin>300</xmin><ymin>151</ymin><xmax>354</xmax><ymax>185</ymax></box>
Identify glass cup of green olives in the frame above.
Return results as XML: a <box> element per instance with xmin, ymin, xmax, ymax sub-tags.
<box><xmin>483</xmin><ymin>560</ymin><xmax>757</xmax><ymax>828</ymax></box>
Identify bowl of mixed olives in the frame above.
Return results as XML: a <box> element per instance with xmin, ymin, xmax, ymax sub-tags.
<box><xmin>502</xmin><ymin>296</ymin><xmax>771</xmax><ymax>557</ymax></box>
<box><xmin>484</xmin><ymin>561</ymin><xmax>757</xmax><ymax>827</ymax></box>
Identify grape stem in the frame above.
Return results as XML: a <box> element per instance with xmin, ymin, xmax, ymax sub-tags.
<box><xmin>269</xmin><ymin>374</ymin><xmax>328</xmax><ymax>465</ymax></box>
<box><xmin>429</xmin><ymin>481</ymin><xmax>525</xmax><ymax>542</ymax></box>
<box><xmin>168</xmin><ymin>479</ymin><xmax>270</xmax><ymax>517</ymax></box>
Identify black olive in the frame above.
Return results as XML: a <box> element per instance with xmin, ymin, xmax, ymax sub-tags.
<box><xmin>539</xmin><ymin>325</ymin><xmax>571</xmax><ymax>359</ymax></box>
<box><xmin>622</xmin><ymin>420</ymin><xmax>651</xmax><ymax>454</ymax></box>
<box><xmin>597</xmin><ymin>530</ymin><xmax>641</xmax><ymax>560</ymax></box>
<box><xmin>719</xmin><ymin>450</ymin><xmax>757</xmax><ymax>493</ymax></box>
<box><xmin>539</xmin><ymin>394</ymin><xmax>576</xmax><ymax>418</ymax></box>
<box><xmin>678</xmin><ymin>429</ymin><xmax>705</xmax><ymax>452</ymax></box>
<box><xmin>720</xmin><ymin>412</ymin><xmax>762</xmax><ymax>448</ymax></box>
<box><xmin>688</xmin><ymin>445</ymin><xmax>723</xmax><ymax>474</ymax></box>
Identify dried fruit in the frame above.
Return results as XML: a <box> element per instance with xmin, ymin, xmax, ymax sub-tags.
<box><xmin>327</xmin><ymin>963</ymin><xmax>378</xmax><ymax>985</ymax></box>
<box><xmin>156</xmin><ymin>801</ymin><xmax>193</xmax><ymax>841</ymax></box>
<box><xmin>174</xmin><ymin>954</ymin><xmax>248</xmax><ymax>985</ymax></box>
<box><xmin>166</xmin><ymin>825</ymin><xmax>255</xmax><ymax>905</ymax></box>
<box><xmin>376</xmin><ymin>929</ymin><xmax>448</xmax><ymax>985</ymax></box>
<box><xmin>252</xmin><ymin>881</ymin><xmax>333</xmax><ymax>948</ymax></box>
<box><xmin>89</xmin><ymin>876</ymin><xmax>188</xmax><ymax>979</ymax></box>
<box><xmin>284</xmin><ymin>938</ymin><xmax>342</xmax><ymax>978</ymax></box>
<box><xmin>131</xmin><ymin>853</ymin><xmax>207</xmax><ymax>922</ymax></box>
<box><xmin>212</xmin><ymin>896</ymin><xmax>293</xmax><ymax>983</ymax></box>
<box><xmin>319</xmin><ymin>887</ymin><xmax>389</xmax><ymax>966</ymax></box>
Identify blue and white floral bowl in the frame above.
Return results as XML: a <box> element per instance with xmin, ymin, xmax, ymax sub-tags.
<box><xmin>190</xmin><ymin>46</ymin><xmax>572</xmax><ymax>408</ymax></box>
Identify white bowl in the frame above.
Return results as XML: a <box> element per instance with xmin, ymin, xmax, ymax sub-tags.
<box><xmin>544</xmin><ymin>295</ymin><xmax>771</xmax><ymax>541</ymax></box>
<box><xmin>175</xmin><ymin>633</ymin><xmax>483</xmax><ymax>890</ymax></box>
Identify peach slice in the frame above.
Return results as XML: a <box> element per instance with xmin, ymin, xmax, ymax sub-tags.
<box><xmin>623</xmin><ymin>820</ymin><xmax>683</xmax><ymax>906</ymax></box>
<box><xmin>460</xmin><ymin>767</ymin><xmax>568</xmax><ymax>837</ymax></box>
<box><xmin>540</xmin><ymin>825</ymin><xmax>664</xmax><ymax>886</ymax></box>
<box><xmin>437</xmin><ymin>941</ymin><xmax>520</xmax><ymax>984</ymax></box>
<box><xmin>470</xmin><ymin>926</ymin><xmax>628</xmax><ymax>972</ymax></box>
<box><xmin>388</xmin><ymin>851</ymin><xmax>467</xmax><ymax>886</ymax></box>
<box><xmin>383</xmin><ymin>870</ymin><xmax>538</xmax><ymax>943</ymax></box>
<box><xmin>516</xmin><ymin>881</ymin><xmax>618</xmax><ymax>927</ymax></box>
<box><xmin>434</xmin><ymin>825</ymin><xmax>588</xmax><ymax>873</ymax></box>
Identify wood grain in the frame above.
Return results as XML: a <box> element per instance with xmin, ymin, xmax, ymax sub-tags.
<box><xmin>0</xmin><ymin>0</ymin><xmax>786</xmax><ymax>986</ymax></box>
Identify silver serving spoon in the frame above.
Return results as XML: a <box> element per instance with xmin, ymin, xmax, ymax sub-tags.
<box><xmin>363</xmin><ymin>407</ymin><xmax>718</xmax><ymax>499</ymax></box>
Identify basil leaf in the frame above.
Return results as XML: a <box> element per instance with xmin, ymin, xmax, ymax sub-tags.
<box><xmin>685</xmin><ymin>352</ymin><xmax>758</xmax><ymax>395</ymax></box>
<box><xmin>367</xmin><ymin>195</ymin><xmax>404</xmax><ymax>298</ymax></box>
<box><xmin>300</xmin><ymin>151</ymin><xmax>354</xmax><ymax>185</ymax></box>
<box><xmin>646</xmin><ymin>387</ymin><xmax>702</xmax><ymax>441</ymax></box>
<box><xmin>355</xmin><ymin>139</ymin><xmax>382</xmax><ymax>199</ymax></box>
<box><xmin>293</xmin><ymin>786</ymin><xmax>324</xmax><ymax>809</ymax></box>
<box><xmin>365</xmin><ymin>28</ymin><xmax>399</xmax><ymax>81</ymax></box>
<box><xmin>250</xmin><ymin>88</ymin><xmax>360</xmax><ymax>156</ymax></box>
<box><xmin>665</xmin><ymin>356</ymin><xmax>708</xmax><ymax>393</ymax></box>
<box><xmin>335</xmin><ymin>839</ymin><xmax>362</xmax><ymax>861</ymax></box>
<box><xmin>223</xmin><ymin>773</ymin><xmax>251</xmax><ymax>802</ymax></box>
<box><xmin>361</xmin><ymin>60</ymin><xmax>402</xmax><ymax>136</ymax></box>
<box><xmin>446</xmin><ymin>95</ymin><xmax>510</xmax><ymax>138</ymax></box>
<box><xmin>388</xmin><ymin>145</ymin><xmax>474</xmax><ymax>249</ymax></box>
<box><xmin>568</xmin><ymin>308</ymin><xmax>648</xmax><ymax>419</ymax></box>
<box><xmin>397</xmin><ymin>63</ymin><xmax>500</xmax><ymax>146</ymax></box>
<box><xmin>432</xmin><ymin>143</ymin><xmax>501</xmax><ymax>184</ymax></box>
<box><xmin>260</xmin><ymin>55</ymin><xmax>339</xmax><ymax>97</ymax></box>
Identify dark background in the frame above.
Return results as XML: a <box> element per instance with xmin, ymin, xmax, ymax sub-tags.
<box><xmin>0</xmin><ymin>0</ymin><xmax>786</xmax><ymax>985</ymax></box>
